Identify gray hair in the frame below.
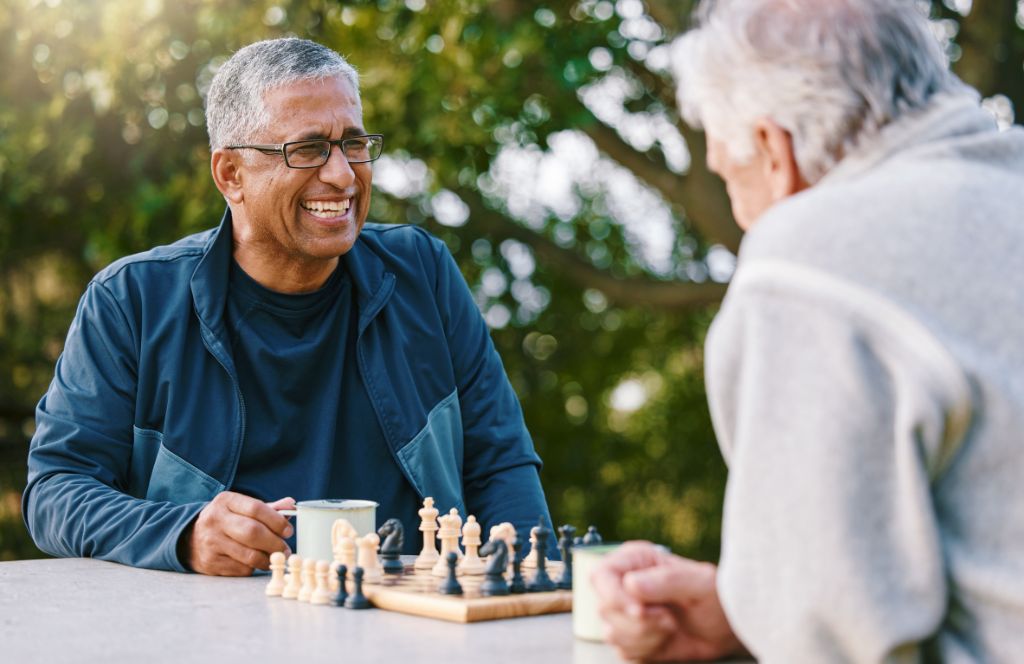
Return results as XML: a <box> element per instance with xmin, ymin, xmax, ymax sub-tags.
<box><xmin>205</xmin><ymin>38</ymin><xmax>360</xmax><ymax>151</ymax></box>
<box><xmin>672</xmin><ymin>0</ymin><xmax>969</xmax><ymax>183</ymax></box>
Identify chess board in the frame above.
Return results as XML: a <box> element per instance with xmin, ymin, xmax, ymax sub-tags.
<box><xmin>361</xmin><ymin>562</ymin><xmax>572</xmax><ymax>623</ymax></box>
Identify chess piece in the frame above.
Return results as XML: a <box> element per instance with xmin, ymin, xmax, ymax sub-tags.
<box><xmin>510</xmin><ymin>535</ymin><xmax>527</xmax><ymax>594</ymax></box>
<box><xmin>521</xmin><ymin>525</ymin><xmax>541</xmax><ymax>569</ymax></box>
<box><xmin>432</xmin><ymin>508</ymin><xmax>463</xmax><ymax>577</ymax></box>
<box><xmin>282</xmin><ymin>554</ymin><xmax>302</xmax><ymax>599</ymax></box>
<box><xmin>478</xmin><ymin>538</ymin><xmax>510</xmax><ymax>596</ymax></box>
<box><xmin>489</xmin><ymin>522</ymin><xmax>518</xmax><ymax>575</ymax></box>
<box><xmin>332</xmin><ymin>518</ymin><xmax>358</xmax><ymax>572</ymax></box>
<box><xmin>298</xmin><ymin>558</ymin><xmax>317</xmax><ymax>602</ymax></box>
<box><xmin>458</xmin><ymin>515</ymin><xmax>485</xmax><ymax>575</ymax></box>
<box><xmin>356</xmin><ymin>533</ymin><xmax>383</xmax><ymax>583</ymax></box>
<box><xmin>344</xmin><ymin>567</ymin><xmax>371</xmax><ymax>609</ymax></box>
<box><xmin>526</xmin><ymin>518</ymin><xmax>556</xmax><ymax>592</ymax></box>
<box><xmin>328</xmin><ymin>560</ymin><xmax>341</xmax><ymax>593</ymax></box>
<box><xmin>556</xmin><ymin>524</ymin><xmax>576</xmax><ymax>590</ymax></box>
<box><xmin>377</xmin><ymin>518</ymin><xmax>405</xmax><ymax>575</ymax></box>
<box><xmin>582</xmin><ymin>525</ymin><xmax>603</xmax><ymax>545</ymax></box>
<box><xmin>414</xmin><ymin>497</ymin><xmax>440</xmax><ymax>570</ymax></box>
<box><xmin>265</xmin><ymin>551</ymin><xmax>286</xmax><ymax>596</ymax></box>
<box><xmin>438</xmin><ymin>551</ymin><xmax>463</xmax><ymax>595</ymax></box>
<box><xmin>311</xmin><ymin>560</ymin><xmax>332</xmax><ymax>605</ymax></box>
<box><xmin>331</xmin><ymin>564</ymin><xmax>349</xmax><ymax>607</ymax></box>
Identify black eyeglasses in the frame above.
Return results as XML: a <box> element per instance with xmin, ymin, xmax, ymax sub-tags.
<box><xmin>226</xmin><ymin>134</ymin><xmax>384</xmax><ymax>168</ymax></box>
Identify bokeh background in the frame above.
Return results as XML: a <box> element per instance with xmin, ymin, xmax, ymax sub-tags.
<box><xmin>1</xmin><ymin>0</ymin><xmax>1021</xmax><ymax>562</ymax></box>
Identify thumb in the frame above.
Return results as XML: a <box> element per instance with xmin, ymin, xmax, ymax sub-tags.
<box><xmin>268</xmin><ymin>497</ymin><xmax>296</xmax><ymax>511</ymax></box>
<box><xmin>622</xmin><ymin>558</ymin><xmax>716</xmax><ymax>605</ymax></box>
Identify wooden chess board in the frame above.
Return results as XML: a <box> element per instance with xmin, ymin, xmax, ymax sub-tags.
<box><xmin>361</xmin><ymin>562</ymin><xmax>572</xmax><ymax>623</ymax></box>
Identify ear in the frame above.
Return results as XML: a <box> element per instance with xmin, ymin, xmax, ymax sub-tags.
<box><xmin>752</xmin><ymin>118</ymin><xmax>808</xmax><ymax>201</ymax></box>
<box><xmin>211</xmin><ymin>149</ymin><xmax>245</xmax><ymax>204</ymax></box>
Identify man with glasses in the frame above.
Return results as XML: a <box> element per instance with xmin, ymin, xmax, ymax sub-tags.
<box><xmin>24</xmin><ymin>38</ymin><xmax>553</xmax><ymax>575</ymax></box>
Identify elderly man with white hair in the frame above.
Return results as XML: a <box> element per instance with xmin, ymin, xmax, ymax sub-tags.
<box><xmin>592</xmin><ymin>0</ymin><xmax>1024</xmax><ymax>661</ymax></box>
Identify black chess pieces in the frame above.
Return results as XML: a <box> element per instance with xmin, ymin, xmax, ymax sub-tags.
<box><xmin>527</xmin><ymin>517</ymin><xmax>556</xmax><ymax>592</ymax></box>
<box><xmin>582</xmin><ymin>525</ymin><xmax>603</xmax><ymax>545</ymax></box>
<box><xmin>344</xmin><ymin>566</ymin><xmax>371</xmax><ymax>609</ymax></box>
<box><xmin>510</xmin><ymin>533</ymin><xmax>527</xmax><ymax>594</ymax></box>
<box><xmin>377</xmin><ymin>518</ymin><xmax>405</xmax><ymax>575</ymax></box>
<box><xmin>331</xmin><ymin>564</ymin><xmax>349</xmax><ymax>607</ymax></box>
<box><xmin>478</xmin><ymin>538</ymin><xmax>510</xmax><ymax>597</ymax></box>
<box><xmin>556</xmin><ymin>524</ymin><xmax>575</xmax><ymax>590</ymax></box>
<box><xmin>438</xmin><ymin>551</ymin><xmax>463</xmax><ymax>595</ymax></box>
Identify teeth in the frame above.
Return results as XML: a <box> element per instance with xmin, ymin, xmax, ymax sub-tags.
<box><xmin>302</xmin><ymin>199</ymin><xmax>351</xmax><ymax>217</ymax></box>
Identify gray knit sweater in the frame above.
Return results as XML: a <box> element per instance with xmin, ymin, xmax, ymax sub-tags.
<box><xmin>706</xmin><ymin>94</ymin><xmax>1024</xmax><ymax>663</ymax></box>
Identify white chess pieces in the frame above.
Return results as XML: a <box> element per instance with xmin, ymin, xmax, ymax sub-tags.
<box><xmin>522</xmin><ymin>525</ymin><xmax>541</xmax><ymax>569</ymax></box>
<box><xmin>265</xmin><ymin>551</ymin><xmax>287</xmax><ymax>596</ymax></box>
<box><xmin>332</xmin><ymin>518</ymin><xmax>358</xmax><ymax>568</ymax></box>
<box><xmin>414</xmin><ymin>496</ymin><xmax>440</xmax><ymax>570</ymax></box>
<box><xmin>458</xmin><ymin>515</ymin><xmax>485</xmax><ymax>575</ymax></box>
<box><xmin>311</xmin><ymin>560</ymin><xmax>332</xmax><ymax>605</ymax></box>
<box><xmin>282</xmin><ymin>554</ymin><xmax>303</xmax><ymax>599</ymax></box>
<box><xmin>357</xmin><ymin>533</ymin><xmax>383</xmax><ymax>583</ymax></box>
<box><xmin>298</xmin><ymin>558</ymin><xmax>316</xmax><ymax>602</ymax></box>
<box><xmin>432</xmin><ymin>508</ymin><xmax>464</xmax><ymax>577</ymax></box>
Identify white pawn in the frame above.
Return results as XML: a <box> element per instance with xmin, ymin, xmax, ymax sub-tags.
<box><xmin>298</xmin><ymin>558</ymin><xmax>316</xmax><ymax>602</ymax></box>
<box><xmin>458</xmin><ymin>515</ymin><xmax>485</xmax><ymax>576</ymax></box>
<box><xmin>521</xmin><ymin>526</ymin><xmax>541</xmax><ymax>569</ymax></box>
<box><xmin>282</xmin><ymin>554</ymin><xmax>303</xmax><ymax>599</ymax></box>
<box><xmin>414</xmin><ymin>496</ymin><xmax>440</xmax><ymax>570</ymax></box>
<box><xmin>311</xmin><ymin>560</ymin><xmax>332</xmax><ymax>605</ymax></box>
<box><xmin>357</xmin><ymin>532</ymin><xmax>383</xmax><ymax>583</ymax></box>
<box><xmin>265</xmin><ymin>551</ymin><xmax>287</xmax><ymax>596</ymax></box>
<box><xmin>332</xmin><ymin>519</ymin><xmax>358</xmax><ymax>570</ymax></box>
<box><xmin>432</xmin><ymin>508</ymin><xmax>464</xmax><ymax>577</ymax></box>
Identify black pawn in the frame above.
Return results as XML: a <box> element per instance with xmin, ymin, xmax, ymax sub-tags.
<box><xmin>582</xmin><ymin>525</ymin><xmax>603</xmax><ymax>545</ymax></box>
<box><xmin>438</xmin><ymin>551</ymin><xmax>463</xmax><ymax>595</ymax></box>
<box><xmin>527</xmin><ymin>517</ymin><xmax>556</xmax><ymax>592</ymax></box>
<box><xmin>331</xmin><ymin>564</ymin><xmax>349</xmax><ymax>607</ymax></box>
<box><xmin>344</xmin><ymin>567</ymin><xmax>371</xmax><ymax>609</ymax></box>
<box><xmin>556</xmin><ymin>524</ymin><xmax>575</xmax><ymax>590</ymax></box>
<box><xmin>510</xmin><ymin>535</ymin><xmax>527</xmax><ymax>594</ymax></box>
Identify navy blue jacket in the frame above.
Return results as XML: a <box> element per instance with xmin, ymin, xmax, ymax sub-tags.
<box><xmin>24</xmin><ymin>211</ymin><xmax>550</xmax><ymax>571</ymax></box>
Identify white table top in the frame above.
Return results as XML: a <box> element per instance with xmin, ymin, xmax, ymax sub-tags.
<box><xmin>0</xmin><ymin>558</ymin><xmax>625</xmax><ymax>664</ymax></box>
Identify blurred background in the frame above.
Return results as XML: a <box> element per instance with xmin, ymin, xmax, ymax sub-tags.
<box><xmin>1</xmin><ymin>0</ymin><xmax>1021</xmax><ymax>562</ymax></box>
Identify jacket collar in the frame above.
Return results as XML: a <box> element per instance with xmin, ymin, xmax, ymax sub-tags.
<box><xmin>190</xmin><ymin>207</ymin><xmax>395</xmax><ymax>342</ymax></box>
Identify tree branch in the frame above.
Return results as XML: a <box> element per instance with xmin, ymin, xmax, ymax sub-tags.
<box><xmin>457</xmin><ymin>188</ymin><xmax>728</xmax><ymax>310</ymax></box>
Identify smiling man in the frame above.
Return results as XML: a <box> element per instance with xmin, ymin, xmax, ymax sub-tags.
<box><xmin>23</xmin><ymin>38</ymin><xmax>552</xmax><ymax>575</ymax></box>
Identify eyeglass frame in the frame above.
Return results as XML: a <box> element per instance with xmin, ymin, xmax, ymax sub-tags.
<box><xmin>224</xmin><ymin>134</ymin><xmax>385</xmax><ymax>168</ymax></box>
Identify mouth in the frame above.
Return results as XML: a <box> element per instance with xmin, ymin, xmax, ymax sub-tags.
<box><xmin>300</xmin><ymin>198</ymin><xmax>353</xmax><ymax>220</ymax></box>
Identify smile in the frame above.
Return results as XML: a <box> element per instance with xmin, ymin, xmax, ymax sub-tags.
<box><xmin>301</xmin><ymin>199</ymin><xmax>352</xmax><ymax>219</ymax></box>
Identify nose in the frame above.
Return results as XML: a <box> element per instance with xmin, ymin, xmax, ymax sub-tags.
<box><xmin>318</xmin><ymin>143</ymin><xmax>356</xmax><ymax>187</ymax></box>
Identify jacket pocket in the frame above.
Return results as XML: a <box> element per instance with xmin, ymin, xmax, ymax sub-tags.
<box><xmin>131</xmin><ymin>426</ymin><xmax>225</xmax><ymax>504</ymax></box>
<box><xmin>396</xmin><ymin>389</ymin><xmax>465</xmax><ymax>514</ymax></box>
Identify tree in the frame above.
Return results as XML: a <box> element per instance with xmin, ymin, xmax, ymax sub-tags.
<box><xmin>0</xmin><ymin>0</ymin><xmax>1020</xmax><ymax>560</ymax></box>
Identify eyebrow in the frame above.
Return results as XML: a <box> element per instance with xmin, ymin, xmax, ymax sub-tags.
<box><xmin>293</xmin><ymin>127</ymin><xmax>369</xmax><ymax>141</ymax></box>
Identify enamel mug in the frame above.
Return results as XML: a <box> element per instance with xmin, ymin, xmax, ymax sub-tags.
<box><xmin>279</xmin><ymin>499</ymin><xmax>378</xmax><ymax>562</ymax></box>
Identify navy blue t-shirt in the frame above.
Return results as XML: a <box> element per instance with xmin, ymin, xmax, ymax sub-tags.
<box><xmin>226</xmin><ymin>260</ymin><xmax>422</xmax><ymax>553</ymax></box>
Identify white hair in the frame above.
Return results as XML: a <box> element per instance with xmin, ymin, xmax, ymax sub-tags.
<box><xmin>672</xmin><ymin>0</ymin><xmax>970</xmax><ymax>183</ymax></box>
<box><xmin>205</xmin><ymin>38</ymin><xmax>360</xmax><ymax>151</ymax></box>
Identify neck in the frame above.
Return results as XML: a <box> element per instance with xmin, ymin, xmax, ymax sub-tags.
<box><xmin>232</xmin><ymin>244</ymin><xmax>338</xmax><ymax>294</ymax></box>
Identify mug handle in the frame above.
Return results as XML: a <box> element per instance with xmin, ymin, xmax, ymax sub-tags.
<box><xmin>278</xmin><ymin>509</ymin><xmax>297</xmax><ymax>517</ymax></box>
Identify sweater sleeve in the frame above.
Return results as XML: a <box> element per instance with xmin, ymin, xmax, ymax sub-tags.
<box><xmin>432</xmin><ymin>242</ymin><xmax>554</xmax><ymax>547</ymax></box>
<box><xmin>23</xmin><ymin>280</ymin><xmax>204</xmax><ymax>571</ymax></box>
<box><xmin>706</xmin><ymin>261</ymin><xmax>971</xmax><ymax>663</ymax></box>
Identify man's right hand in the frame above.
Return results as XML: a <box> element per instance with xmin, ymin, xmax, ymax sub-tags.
<box><xmin>179</xmin><ymin>492</ymin><xmax>295</xmax><ymax>576</ymax></box>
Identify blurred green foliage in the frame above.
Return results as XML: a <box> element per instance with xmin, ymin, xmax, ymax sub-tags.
<box><xmin>0</xmin><ymin>0</ymin><xmax>1020</xmax><ymax>563</ymax></box>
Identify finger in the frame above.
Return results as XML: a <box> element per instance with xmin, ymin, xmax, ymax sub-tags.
<box><xmin>267</xmin><ymin>496</ymin><xmax>296</xmax><ymax>511</ymax></box>
<box><xmin>216</xmin><ymin>533</ymin><xmax>275</xmax><ymax>571</ymax></box>
<box><xmin>591</xmin><ymin>563</ymin><xmax>639</xmax><ymax>615</ymax></box>
<box><xmin>224</xmin><ymin>493</ymin><xmax>294</xmax><ymax>538</ymax></box>
<box><xmin>222</xmin><ymin>514</ymin><xmax>290</xmax><ymax>558</ymax></box>
<box><xmin>602</xmin><ymin>608</ymin><xmax>672</xmax><ymax>660</ymax></box>
<box><xmin>622</xmin><ymin>557</ymin><xmax>717</xmax><ymax>605</ymax></box>
<box><xmin>600</xmin><ymin>540</ymin><xmax>667</xmax><ymax>573</ymax></box>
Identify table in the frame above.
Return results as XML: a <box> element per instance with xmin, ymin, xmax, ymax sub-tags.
<box><xmin>0</xmin><ymin>558</ymin><xmax>625</xmax><ymax>664</ymax></box>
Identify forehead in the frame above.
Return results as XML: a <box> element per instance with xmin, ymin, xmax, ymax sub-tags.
<box><xmin>261</xmin><ymin>75</ymin><xmax>363</xmax><ymax>140</ymax></box>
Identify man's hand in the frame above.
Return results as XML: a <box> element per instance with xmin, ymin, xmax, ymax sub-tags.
<box><xmin>180</xmin><ymin>492</ymin><xmax>295</xmax><ymax>576</ymax></box>
<box><xmin>591</xmin><ymin>541</ymin><xmax>747</xmax><ymax>662</ymax></box>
